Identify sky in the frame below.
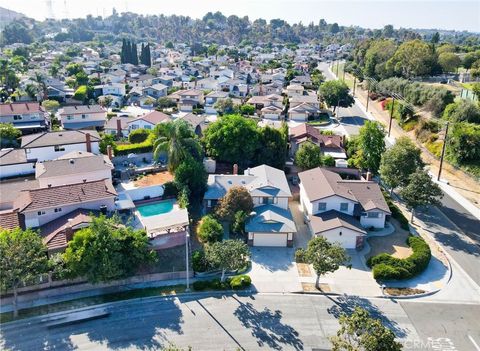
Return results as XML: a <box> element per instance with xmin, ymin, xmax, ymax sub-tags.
<box><xmin>1</xmin><ymin>0</ymin><xmax>479</xmax><ymax>32</ymax></box>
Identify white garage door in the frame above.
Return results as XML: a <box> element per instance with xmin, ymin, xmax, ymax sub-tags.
<box><xmin>253</xmin><ymin>233</ymin><xmax>287</xmax><ymax>247</ymax></box>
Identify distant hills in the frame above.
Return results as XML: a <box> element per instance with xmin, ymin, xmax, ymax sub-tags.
<box><xmin>0</xmin><ymin>7</ymin><xmax>25</xmax><ymax>28</ymax></box>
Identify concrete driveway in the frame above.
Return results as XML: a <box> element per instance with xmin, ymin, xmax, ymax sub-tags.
<box><xmin>249</xmin><ymin>247</ymin><xmax>302</xmax><ymax>293</ymax></box>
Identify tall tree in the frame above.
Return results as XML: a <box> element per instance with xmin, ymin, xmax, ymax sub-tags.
<box><xmin>356</xmin><ymin>121</ymin><xmax>386</xmax><ymax>174</ymax></box>
<box><xmin>205</xmin><ymin>240</ymin><xmax>250</xmax><ymax>282</ymax></box>
<box><xmin>254</xmin><ymin>126</ymin><xmax>287</xmax><ymax>169</ymax></box>
<box><xmin>379</xmin><ymin>136</ymin><xmax>424</xmax><ymax>192</ymax></box>
<box><xmin>294</xmin><ymin>141</ymin><xmax>322</xmax><ymax>170</ymax></box>
<box><xmin>305</xmin><ymin>236</ymin><xmax>350</xmax><ymax>288</ymax></box>
<box><xmin>0</xmin><ymin>228</ymin><xmax>49</xmax><ymax>317</ymax></box>
<box><xmin>197</xmin><ymin>215</ymin><xmax>224</xmax><ymax>243</ymax></box>
<box><xmin>319</xmin><ymin>80</ymin><xmax>354</xmax><ymax>112</ymax></box>
<box><xmin>330</xmin><ymin>307</ymin><xmax>402</xmax><ymax>351</ymax></box>
<box><xmin>131</xmin><ymin>42</ymin><xmax>139</xmax><ymax>65</ymax></box>
<box><xmin>215</xmin><ymin>186</ymin><xmax>254</xmax><ymax>221</ymax></box>
<box><xmin>154</xmin><ymin>120</ymin><xmax>202</xmax><ymax>172</ymax></box>
<box><xmin>387</xmin><ymin>39</ymin><xmax>436</xmax><ymax>78</ymax></box>
<box><xmin>399</xmin><ymin>169</ymin><xmax>443</xmax><ymax>222</ymax></box>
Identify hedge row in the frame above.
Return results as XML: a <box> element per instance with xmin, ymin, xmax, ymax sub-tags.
<box><xmin>115</xmin><ymin>134</ymin><xmax>155</xmax><ymax>155</ymax></box>
<box><xmin>192</xmin><ymin>275</ymin><xmax>251</xmax><ymax>291</ymax></box>
<box><xmin>382</xmin><ymin>190</ymin><xmax>409</xmax><ymax>230</ymax></box>
<box><xmin>367</xmin><ymin>236</ymin><xmax>431</xmax><ymax>280</ymax></box>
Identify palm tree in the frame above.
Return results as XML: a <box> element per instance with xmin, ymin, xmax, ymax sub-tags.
<box><xmin>153</xmin><ymin>119</ymin><xmax>201</xmax><ymax>172</ymax></box>
<box><xmin>31</xmin><ymin>72</ymin><xmax>48</xmax><ymax>101</ymax></box>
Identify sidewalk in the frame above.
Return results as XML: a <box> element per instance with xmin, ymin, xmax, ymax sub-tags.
<box><xmin>335</xmin><ymin>67</ymin><xmax>480</xmax><ymax>214</ymax></box>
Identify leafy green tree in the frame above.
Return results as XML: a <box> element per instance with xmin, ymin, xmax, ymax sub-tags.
<box><xmin>165</xmin><ymin>41</ymin><xmax>174</xmax><ymax>49</ymax></box>
<box><xmin>294</xmin><ymin>142</ymin><xmax>322</xmax><ymax>170</ymax></box>
<box><xmin>321</xmin><ymin>155</ymin><xmax>336</xmax><ymax>167</ymax></box>
<box><xmin>472</xmin><ymin>82</ymin><xmax>480</xmax><ymax>100</ymax></box>
<box><xmin>42</xmin><ymin>99</ymin><xmax>60</xmax><ymax>113</ymax></box>
<box><xmin>399</xmin><ymin>169</ymin><xmax>443</xmax><ymax>222</ymax></box>
<box><xmin>363</xmin><ymin>39</ymin><xmax>397</xmax><ymax>79</ymax></box>
<box><xmin>462</xmin><ymin>51</ymin><xmax>480</xmax><ymax>70</ymax></box>
<box><xmin>98</xmin><ymin>95</ymin><xmax>114</xmax><ymax>108</ymax></box>
<box><xmin>177</xmin><ymin>187</ymin><xmax>190</xmax><ymax>209</ymax></box>
<box><xmin>240</xmin><ymin>104</ymin><xmax>255</xmax><ymax>116</ymax></box>
<box><xmin>0</xmin><ymin>123</ymin><xmax>21</xmax><ymax>147</ymax></box>
<box><xmin>330</xmin><ymin>307</ymin><xmax>402</xmax><ymax>351</ymax></box>
<box><xmin>319</xmin><ymin>80</ymin><xmax>354</xmax><ymax>112</ymax></box>
<box><xmin>205</xmin><ymin>240</ymin><xmax>250</xmax><ymax>282</ymax></box>
<box><xmin>356</xmin><ymin>121</ymin><xmax>386</xmax><ymax>174</ymax></box>
<box><xmin>174</xmin><ymin>157</ymin><xmax>208</xmax><ymax>198</ymax></box>
<box><xmin>63</xmin><ymin>216</ymin><xmax>156</xmax><ymax>283</ymax></box>
<box><xmin>231</xmin><ymin>210</ymin><xmax>248</xmax><ymax>235</ymax></box>
<box><xmin>197</xmin><ymin>215</ymin><xmax>223</xmax><ymax>243</ymax></box>
<box><xmin>65</xmin><ymin>62</ymin><xmax>84</xmax><ymax>76</ymax></box>
<box><xmin>442</xmin><ymin>100</ymin><xmax>480</xmax><ymax>123</ymax></box>
<box><xmin>446</xmin><ymin>122</ymin><xmax>480</xmax><ymax>164</ymax></box>
<box><xmin>305</xmin><ymin>236</ymin><xmax>350</xmax><ymax>288</ymax></box>
<box><xmin>202</xmin><ymin>114</ymin><xmax>259</xmax><ymax>167</ymax></box>
<box><xmin>214</xmin><ymin>98</ymin><xmax>235</xmax><ymax>115</ymax></box>
<box><xmin>1</xmin><ymin>21</ymin><xmax>33</xmax><ymax>45</ymax></box>
<box><xmin>129</xmin><ymin>129</ymin><xmax>151</xmax><ymax>144</ymax></box>
<box><xmin>379</xmin><ymin>137</ymin><xmax>424</xmax><ymax>192</ymax></box>
<box><xmin>154</xmin><ymin>120</ymin><xmax>202</xmax><ymax>172</ymax></box>
<box><xmin>99</xmin><ymin>133</ymin><xmax>117</xmax><ymax>154</ymax></box>
<box><xmin>0</xmin><ymin>228</ymin><xmax>49</xmax><ymax>317</ymax></box>
<box><xmin>255</xmin><ymin>126</ymin><xmax>287</xmax><ymax>169</ymax></box>
<box><xmin>387</xmin><ymin>39</ymin><xmax>435</xmax><ymax>78</ymax></box>
<box><xmin>73</xmin><ymin>85</ymin><xmax>88</xmax><ymax>102</ymax></box>
<box><xmin>215</xmin><ymin>186</ymin><xmax>254</xmax><ymax>221</ymax></box>
<box><xmin>438</xmin><ymin>52</ymin><xmax>461</xmax><ymax>73</ymax></box>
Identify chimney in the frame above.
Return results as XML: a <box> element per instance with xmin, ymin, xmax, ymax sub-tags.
<box><xmin>107</xmin><ymin>145</ymin><xmax>113</xmax><ymax>160</ymax></box>
<box><xmin>233</xmin><ymin>163</ymin><xmax>238</xmax><ymax>175</ymax></box>
<box><xmin>366</xmin><ymin>171</ymin><xmax>372</xmax><ymax>181</ymax></box>
<box><xmin>85</xmin><ymin>133</ymin><xmax>92</xmax><ymax>153</ymax></box>
<box><xmin>116</xmin><ymin>118</ymin><xmax>122</xmax><ymax>137</ymax></box>
<box><xmin>342</xmin><ymin>134</ymin><xmax>346</xmax><ymax>146</ymax></box>
<box><xmin>65</xmin><ymin>222</ymin><xmax>74</xmax><ymax>242</ymax></box>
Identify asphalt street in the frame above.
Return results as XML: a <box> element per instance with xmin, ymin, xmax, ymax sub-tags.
<box><xmin>3</xmin><ymin>293</ymin><xmax>480</xmax><ymax>351</ymax></box>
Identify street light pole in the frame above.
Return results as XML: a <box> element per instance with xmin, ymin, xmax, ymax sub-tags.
<box><xmin>336</xmin><ymin>60</ymin><xmax>339</xmax><ymax>77</ymax></box>
<box><xmin>353</xmin><ymin>76</ymin><xmax>356</xmax><ymax>97</ymax></box>
<box><xmin>185</xmin><ymin>228</ymin><xmax>190</xmax><ymax>292</ymax></box>
<box><xmin>388</xmin><ymin>96</ymin><xmax>395</xmax><ymax>137</ymax></box>
<box><xmin>366</xmin><ymin>87</ymin><xmax>370</xmax><ymax>112</ymax></box>
<box><xmin>438</xmin><ymin>121</ymin><xmax>450</xmax><ymax>182</ymax></box>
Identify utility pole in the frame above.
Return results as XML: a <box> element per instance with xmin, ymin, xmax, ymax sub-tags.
<box><xmin>185</xmin><ymin>229</ymin><xmax>190</xmax><ymax>291</ymax></box>
<box><xmin>336</xmin><ymin>61</ymin><xmax>339</xmax><ymax>77</ymax></box>
<box><xmin>438</xmin><ymin>122</ymin><xmax>450</xmax><ymax>181</ymax></box>
<box><xmin>366</xmin><ymin>87</ymin><xmax>370</xmax><ymax>112</ymax></box>
<box><xmin>353</xmin><ymin>76</ymin><xmax>356</xmax><ymax>97</ymax></box>
<box><xmin>388</xmin><ymin>96</ymin><xmax>395</xmax><ymax>137</ymax></box>
<box><xmin>342</xmin><ymin>67</ymin><xmax>346</xmax><ymax>81</ymax></box>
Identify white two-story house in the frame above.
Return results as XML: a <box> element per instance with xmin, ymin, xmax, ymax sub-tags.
<box><xmin>21</xmin><ymin>130</ymin><xmax>101</xmax><ymax>162</ymax></box>
<box><xmin>126</xmin><ymin>110</ymin><xmax>172</xmax><ymax>132</ymax></box>
<box><xmin>204</xmin><ymin>164</ymin><xmax>296</xmax><ymax>247</ymax></box>
<box><xmin>299</xmin><ymin>167</ymin><xmax>391</xmax><ymax>249</ymax></box>
<box><xmin>59</xmin><ymin>105</ymin><xmax>107</xmax><ymax>130</ymax></box>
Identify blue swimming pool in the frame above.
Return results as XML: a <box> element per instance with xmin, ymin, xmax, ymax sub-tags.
<box><xmin>137</xmin><ymin>199</ymin><xmax>175</xmax><ymax>217</ymax></box>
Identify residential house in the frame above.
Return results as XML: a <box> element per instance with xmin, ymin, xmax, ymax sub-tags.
<box><xmin>261</xmin><ymin>105</ymin><xmax>284</xmax><ymax>120</ymax></box>
<box><xmin>59</xmin><ymin>105</ymin><xmax>107</xmax><ymax>130</ymax></box>
<box><xmin>168</xmin><ymin>89</ymin><xmax>205</xmax><ymax>112</ymax></box>
<box><xmin>0</xmin><ymin>148</ymin><xmax>36</xmax><ymax>179</ymax></box>
<box><xmin>288</xmin><ymin>103</ymin><xmax>322</xmax><ymax>122</ymax></box>
<box><xmin>142</xmin><ymin>83</ymin><xmax>168</xmax><ymax>99</ymax></box>
<box><xmin>21</xmin><ymin>130</ymin><xmax>101</xmax><ymax>162</ymax></box>
<box><xmin>299</xmin><ymin>167</ymin><xmax>391</xmax><ymax>249</ymax></box>
<box><xmin>0</xmin><ymin>102</ymin><xmax>48</xmax><ymax>134</ymax></box>
<box><xmin>285</xmin><ymin>84</ymin><xmax>305</xmax><ymax>97</ymax></box>
<box><xmin>104</xmin><ymin>116</ymin><xmax>130</xmax><ymax>137</ymax></box>
<box><xmin>289</xmin><ymin>124</ymin><xmax>346</xmax><ymax>159</ymax></box>
<box><xmin>247</xmin><ymin>94</ymin><xmax>283</xmax><ymax>110</ymax></box>
<box><xmin>205</xmin><ymin>91</ymin><xmax>229</xmax><ymax>114</ymax></box>
<box><xmin>127</xmin><ymin>110</ymin><xmax>171</xmax><ymax>131</ymax></box>
<box><xmin>204</xmin><ymin>164</ymin><xmax>296</xmax><ymax>247</ymax></box>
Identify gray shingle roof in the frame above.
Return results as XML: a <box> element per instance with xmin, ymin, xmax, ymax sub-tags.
<box><xmin>21</xmin><ymin>130</ymin><xmax>100</xmax><ymax>148</ymax></box>
<box><xmin>310</xmin><ymin>210</ymin><xmax>366</xmax><ymax>235</ymax></box>
<box><xmin>0</xmin><ymin>149</ymin><xmax>29</xmax><ymax>166</ymax></box>
<box><xmin>246</xmin><ymin>205</ymin><xmax>296</xmax><ymax>233</ymax></box>
<box><xmin>35</xmin><ymin>151</ymin><xmax>113</xmax><ymax>178</ymax></box>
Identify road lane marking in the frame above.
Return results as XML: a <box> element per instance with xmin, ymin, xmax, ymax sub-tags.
<box><xmin>469</xmin><ymin>335</ymin><xmax>480</xmax><ymax>351</ymax></box>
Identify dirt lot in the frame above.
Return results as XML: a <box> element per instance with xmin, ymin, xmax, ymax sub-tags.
<box><xmin>134</xmin><ymin>171</ymin><xmax>173</xmax><ymax>187</ymax></box>
<box><xmin>366</xmin><ymin>219</ymin><xmax>413</xmax><ymax>260</ymax></box>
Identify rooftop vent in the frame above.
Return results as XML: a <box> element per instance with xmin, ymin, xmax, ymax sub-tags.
<box><xmin>69</xmin><ymin>159</ymin><xmax>75</xmax><ymax>164</ymax></box>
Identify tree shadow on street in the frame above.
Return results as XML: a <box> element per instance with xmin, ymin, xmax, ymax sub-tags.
<box><xmin>326</xmin><ymin>294</ymin><xmax>407</xmax><ymax>338</ymax></box>
<box><xmin>232</xmin><ymin>295</ymin><xmax>304</xmax><ymax>350</ymax></box>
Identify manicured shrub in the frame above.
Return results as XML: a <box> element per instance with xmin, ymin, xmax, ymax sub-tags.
<box><xmin>192</xmin><ymin>280</ymin><xmax>208</xmax><ymax>291</ymax></box>
<box><xmin>163</xmin><ymin>181</ymin><xmax>179</xmax><ymax>198</ymax></box>
<box><xmin>368</xmin><ymin>236</ymin><xmax>431</xmax><ymax>280</ymax></box>
<box><xmin>129</xmin><ymin>129</ymin><xmax>151</xmax><ymax>144</ymax></box>
<box><xmin>295</xmin><ymin>248</ymin><xmax>307</xmax><ymax>263</ymax></box>
<box><xmin>229</xmin><ymin>274</ymin><xmax>252</xmax><ymax>290</ymax></box>
<box><xmin>116</xmin><ymin>134</ymin><xmax>155</xmax><ymax>155</ymax></box>
<box><xmin>197</xmin><ymin>215</ymin><xmax>223</xmax><ymax>243</ymax></box>
<box><xmin>192</xmin><ymin>249</ymin><xmax>208</xmax><ymax>272</ymax></box>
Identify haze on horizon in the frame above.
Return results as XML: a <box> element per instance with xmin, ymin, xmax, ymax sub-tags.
<box><xmin>1</xmin><ymin>0</ymin><xmax>479</xmax><ymax>33</ymax></box>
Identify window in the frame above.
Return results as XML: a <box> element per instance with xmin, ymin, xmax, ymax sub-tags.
<box><xmin>54</xmin><ymin>208</ymin><xmax>62</xmax><ymax>213</ymax></box>
<box><xmin>367</xmin><ymin>212</ymin><xmax>381</xmax><ymax>218</ymax></box>
<box><xmin>262</xmin><ymin>197</ymin><xmax>276</xmax><ymax>205</ymax></box>
<box><xmin>318</xmin><ymin>202</ymin><xmax>327</xmax><ymax>211</ymax></box>
<box><xmin>131</xmin><ymin>125</ymin><xmax>138</xmax><ymax>130</ymax></box>
<box><xmin>54</xmin><ymin>145</ymin><xmax>65</xmax><ymax>152</ymax></box>
<box><xmin>13</xmin><ymin>115</ymin><xmax>22</xmax><ymax>120</ymax></box>
<box><xmin>37</xmin><ymin>211</ymin><xmax>46</xmax><ymax>216</ymax></box>
<box><xmin>67</xmin><ymin>116</ymin><xmax>74</xmax><ymax>120</ymax></box>
<box><xmin>340</xmin><ymin>203</ymin><xmax>349</xmax><ymax>212</ymax></box>
<box><xmin>145</xmin><ymin>125</ymin><xmax>151</xmax><ymax>129</ymax></box>
<box><xmin>81</xmin><ymin>114</ymin><xmax>86</xmax><ymax>119</ymax></box>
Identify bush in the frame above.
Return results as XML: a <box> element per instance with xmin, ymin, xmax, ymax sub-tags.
<box><xmin>129</xmin><ymin>129</ymin><xmax>151</xmax><ymax>143</ymax></box>
<box><xmin>368</xmin><ymin>236</ymin><xmax>431</xmax><ymax>280</ymax></box>
<box><xmin>192</xmin><ymin>278</ymin><xmax>231</xmax><ymax>291</ymax></box>
<box><xmin>197</xmin><ymin>215</ymin><xmax>223</xmax><ymax>243</ymax></box>
<box><xmin>382</xmin><ymin>190</ymin><xmax>409</xmax><ymax>230</ymax></box>
<box><xmin>295</xmin><ymin>248</ymin><xmax>307</xmax><ymax>263</ymax></box>
<box><xmin>116</xmin><ymin>134</ymin><xmax>155</xmax><ymax>155</ymax></box>
<box><xmin>192</xmin><ymin>280</ymin><xmax>208</xmax><ymax>291</ymax></box>
<box><xmin>229</xmin><ymin>274</ymin><xmax>252</xmax><ymax>290</ymax></box>
<box><xmin>192</xmin><ymin>249</ymin><xmax>208</xmax><ymax>272</ymax></box>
